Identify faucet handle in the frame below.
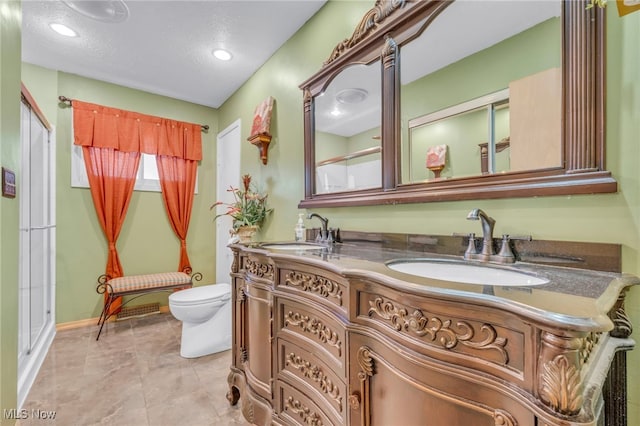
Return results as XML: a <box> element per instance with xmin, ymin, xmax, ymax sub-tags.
<box><xmin>464</xmin><ymin>233</ymin><xmax>478</xmax><ymax>259</ymax></box>
<box><xmin>326</xmin><ymin>228</ymin><xmax>335</xmax><ymax>244</ymax></box>
<box><xmin>497</xmin><ymin>234</ymin><xmax>515</xmax><ymax>262</ymax></box>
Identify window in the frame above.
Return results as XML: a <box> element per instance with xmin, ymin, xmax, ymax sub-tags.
<box><xmin>71</xmin><ymin>144</ymin><xmax>198</xmax><ymax>193</ymax></box>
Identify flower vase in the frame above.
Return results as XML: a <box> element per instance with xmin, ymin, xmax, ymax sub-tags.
<box><xmin>235</xmin><ymin>225</ymin><xmax>258</xmax><ymax>243</ymax></box>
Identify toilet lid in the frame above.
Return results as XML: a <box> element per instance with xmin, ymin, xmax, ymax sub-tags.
<box><xmin>169</xmin><ymin>283</ymin><xmax>231</xmax><ymax>306</ymax></box>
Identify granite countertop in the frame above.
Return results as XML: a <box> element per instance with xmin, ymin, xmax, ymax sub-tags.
<box><xmin>238</xmin><ymin>238</ymin><xmax>639</xmax><ymax>332</ymax></box>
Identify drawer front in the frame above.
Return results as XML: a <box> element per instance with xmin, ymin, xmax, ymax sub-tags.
<box><xmin>276</xmin><ymin>296</ymin><xmax>346</xmax><ymax>373</ymax></box>
<box><xmin>278</xmin><ymin>267</ymin><xmax>347</xmax><ymax>315</ymax></box>
<box><xmin>243</xmin><ymin>254</ymin><xmax>274</xmax><ymax>283</ymax></box>
<box><xmin>276</xmin><ymin>379</ymin><xmax>341</xmax><ymax>426</ymax></box>
<box><xmin>354</xmin><ymin>284</ymin><xmax>528</xmax><ymax>383</ymax></box>
<box><xmin>276</xmin><ymin>338</ymin><xmax>346</xmax><ymax>419</ymax></box>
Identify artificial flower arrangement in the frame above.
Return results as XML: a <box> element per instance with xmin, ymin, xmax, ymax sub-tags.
<box><xmin>211</xmin><ymin>174</ymin><xmax>273</xmax><ymax>230</ymax></box>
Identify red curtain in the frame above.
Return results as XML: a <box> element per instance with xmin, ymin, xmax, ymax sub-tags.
<box><xmin>156</xmin><ymin>155</ymin><xmax>198</xmax><ymax>272</ymax></box>
<box><xmin>72</xmin><ymin>100</ymin><xmax>202</xmax><ymax>314</ymax></box>
<box><xmin>73</xmin><ymin>100</ymin><xmax>202</xmax><ymax>160</ymax></box>
<box><xmin>82</xmin><ymin>147</ymin><xmax>140</xmax><ymax>314</ymax></box>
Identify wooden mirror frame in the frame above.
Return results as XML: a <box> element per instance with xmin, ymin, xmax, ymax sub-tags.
<box><xmin>298</xmin><ymin>0</ymin><xmax>615</xmax><ymax>208</ymax></box>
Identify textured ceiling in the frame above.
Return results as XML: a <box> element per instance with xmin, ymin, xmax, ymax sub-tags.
<box><xmin>22</xmin><ymin>0</ymin><xmax>327</xmax><ymax>108</ymax></box>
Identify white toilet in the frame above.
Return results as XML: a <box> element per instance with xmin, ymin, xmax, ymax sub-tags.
<box><xmin>168</xmin><ymin>283</ymin><xmax>232</xmax><ymax>358</ymax></box>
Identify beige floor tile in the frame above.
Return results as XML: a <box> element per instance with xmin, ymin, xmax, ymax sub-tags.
<box><xmin>19</xmin><ymin>313</ymin><xmax>250</xmax><ymax>426</ymax></box>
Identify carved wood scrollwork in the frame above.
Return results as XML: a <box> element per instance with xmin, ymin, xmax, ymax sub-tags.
<box><xmin>609</xmin><ymin>289</ymin><xmax>633</xmax><ymax>338</ymax></box>
<box><xmin>540</xmin><ymin>355</ymin><xmax>583</xmax><ymax>415</ymax></box>
<box><xmin>324</xmin><ymin>0</ymin><xmax>406</xmax><ymax>65</ymax></box>
<box><xmin>579</xmin><ymin>332</ymin><xmax>601</xmax><ymax>365</ymax></box>
<box><xmin>368</xmin><ymin>297</ymin><xmax>509</xmax><ymax>364</ymax></box>
<box><xmin>285</xmin><ymin>310</ymin><xmax>342</xmax><ymax>355</ymax></box>
<box><xmin>284</xmin><ymin>271</ymin><xmax>343</xmax><ymax>305</ymax></box>
<box><xmin>245</xmin><ymin>258</ymin><xmax>274</xmax><ymax>279</ymax></box>
<box><xmin>538</xmin><ymin>332</ymin><xmax>584</xmax><ymax>416</ymax></box>
<box><xmin>236</xmin><ymin>287</ymin><xmax>246</xmax><ymax>302</ymax></box>
<box><xmin>381</xmin><ymin>35</ymin><xmax>397</xmax><ymax>70</ymax></box>
<box><xmin>243</xmin><ymin>397</ymin><xmax>255</xmax><ymax>424</ymax></box>
<box><xmin>354</xmin><ymin>346</ymin><xmax>375</xmax><ymax>426</ymax></box>
<box><xmin>286</xmin><ymin>396</ymin><xmax>324</xmax><ymax>426</ymax></box>
<box><xmin>493</xmin><ymin>409</ymin><xmax>517</xmax><ymax>426</ymax></box>
<box><xmin>231</xmin><ymin>251</ymin><xmax>239</xmax><ymax>273</ymax></box>
<box><xmin>238</xmin><ymin>287</ymin><xmax>247</xmax><ymax>363</ymax></box>
<box><xmin>286</xmin><ymin>352</ymin><xmax>343</xmax><ymax>409</ymax></box>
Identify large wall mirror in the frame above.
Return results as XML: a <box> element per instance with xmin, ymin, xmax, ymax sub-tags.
<box><xmin>314</xmin><ymin>61</ymin><xmax>382</xmax><ymax>194</ymax></box>
<box><xmin>299</xmin><ymin>0</ymin><xmax>615</xmax><ymax>208</ymax></box>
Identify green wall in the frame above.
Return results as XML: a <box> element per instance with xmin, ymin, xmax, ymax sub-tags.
<box><xmin>0</xmin><ymin>0</ymin><xmax>21</xmax><ymax>421</ymax></box>
<box><xmin>316</xmin><ymin>131</ymin><xmax>348</xmax><ymax>161</ymax></box>
<box><xmin>216</xmin><ymin>0</ymin><xmax>373</xmax><ymax>242</ymax></box>
<box><xmin>21</xmin><ymin>65</ymin><xmax>219</xmax><ymax>324</ymax></box>
<box><xmin>217</xmin><ymin>1</ymin><xmax>640</xmax><ymax>421</ymax></box>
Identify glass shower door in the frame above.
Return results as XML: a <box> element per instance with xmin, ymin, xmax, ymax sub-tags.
<box><xmin>18</xmin><ymin>96</ymin><xmax>55</xmax><ymax>399</ymax></box>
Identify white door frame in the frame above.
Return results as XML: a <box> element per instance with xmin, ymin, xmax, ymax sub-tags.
<box><xmin>216</xmin><ymin>119</ymin><xmax>241</xmax><ymax>284</ymax></box>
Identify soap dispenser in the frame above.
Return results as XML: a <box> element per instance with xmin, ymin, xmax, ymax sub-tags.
<box><xmin>294</xmin><ymin>213</ymin><xmax>306</xmax><ymax>242</ymax></box>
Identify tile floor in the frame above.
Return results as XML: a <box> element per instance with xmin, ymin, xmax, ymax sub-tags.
<box><xmin>18</xmin><ymin>313</ymin><xmax>251</xmax><ymax>426</ymax></box>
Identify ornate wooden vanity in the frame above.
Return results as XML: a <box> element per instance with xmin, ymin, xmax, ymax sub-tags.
<box><xmin>226</xmin><ymin>235</ymin><xmax>637</xmax><ymax>426</ymax></box>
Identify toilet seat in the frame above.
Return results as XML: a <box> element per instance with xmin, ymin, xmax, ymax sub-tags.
<box><xmin>169</xmin><ymin>283</ymin><xmax>230</xmax><ymax>307</ymax></box>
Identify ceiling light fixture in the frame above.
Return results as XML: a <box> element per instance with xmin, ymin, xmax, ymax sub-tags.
<box><xmin>336</xmin><ymin>88</ymin><xmax>368</xmax><ymax>104</ymax></box>
<box><xmin>212</xmin><ymin>49</ymin><xmax>233</xmax><ymax>61</ymax></box>
<box><xmin>61</xmin><ymin>0</ymin><xmax>129</xmax><ymax>23</ymax></box>
<box><xmin>49</xmin><ymin>23</ymin><xmax>78</xmax><ymax>37</ymax></box>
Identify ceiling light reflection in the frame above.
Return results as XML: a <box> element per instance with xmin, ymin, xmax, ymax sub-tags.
<box><xmin>49</xmin><ymin>23</ymin><xmax>78</xmax><ymax>37</ymax></box>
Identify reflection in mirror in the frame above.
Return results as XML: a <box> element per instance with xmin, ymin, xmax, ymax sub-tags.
<box><xmin>408</xmin><ymin>90</ymin><xmax>510</xmax><ymax>181</ymax></box>
<box><xmin>400</xmin><ymin>0</ymin><xmax>561</xmax><ymax>184</ymax></box>
<box><xmin>314</xmin><ymin>61</ymin><xmax>381</xmax><ymax>194</ymax></box>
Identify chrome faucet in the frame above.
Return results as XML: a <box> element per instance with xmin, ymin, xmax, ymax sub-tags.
<box><xmin>307</xmin><ymin>213</ymin><xmax>331</xmax><ymax>243</ymax></box>
<box><xmin>463</xmin><ymin>208</ymin><xmax>531</xmax><ymax>264</ymax></box>
<box><xmin>466</xmin><ymin>208</ymin><xmax>495</xmax><ymax>261</ymax></box>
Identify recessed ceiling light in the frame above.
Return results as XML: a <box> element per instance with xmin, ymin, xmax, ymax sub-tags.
<box><xmin>49</xmin><ymin>23</ymin><xmax>78</xmax><ymax>37</ymax></box>
<box><xmin>336</xmin><ymin>88</ymin><xmax>368</xmax><ymax>104</ymax></box>
<box><xmin>61</xmin><ymin>0</ymin><xmax>129</xmax><ymax>23</ymax></box>
<box><xmin>212</xmin><ymin>49</ymin><xmax>232</xmax><ymax>61</ymax></box>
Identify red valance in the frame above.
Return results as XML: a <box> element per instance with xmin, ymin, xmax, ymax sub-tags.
<box><xmin>72</xmin><ymin>100</ymin><xmax>202</xmax><ymax>161</ymax></box>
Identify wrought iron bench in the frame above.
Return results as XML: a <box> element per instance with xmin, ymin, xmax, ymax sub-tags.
<box><xmin>95</xmin><ymin>268</ymin><xmax>202</xmax><ymax>340</ymax></box>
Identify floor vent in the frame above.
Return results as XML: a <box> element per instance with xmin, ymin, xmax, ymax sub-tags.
<box><xmin>116</xmin><ymin>302</ymin><xmax>160</xmax><ymax>320</ymax></box>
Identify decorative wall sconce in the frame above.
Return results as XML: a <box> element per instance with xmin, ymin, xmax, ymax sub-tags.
<box><xmin>248</xmin><ymin>96</ymin><xmax>275</xmax><ymax>165</ymax></box>
<box><xmin>426</xmin><ymin>144</ymin><xmax>447</xmax><ymax>179</ymax></box>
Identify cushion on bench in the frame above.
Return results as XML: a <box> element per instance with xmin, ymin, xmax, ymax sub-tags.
<box><xmin>108</xmin><ymin>272</ymin><xmax>192</xmax><ymax>293</ymax></box>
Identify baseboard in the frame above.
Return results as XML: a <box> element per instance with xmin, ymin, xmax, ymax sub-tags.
<box><xmin>56</xmin><ymin>305</ymin><xmax>170</xmax><ymax>331</ymax></box>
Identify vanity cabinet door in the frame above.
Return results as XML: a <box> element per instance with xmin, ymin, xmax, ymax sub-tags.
<box><xmin>228</xmin><ymin>251</ymin><xmax>276</xmax><ymax>425</ymax></box>
<box><xmin>347</xmin><ymin>332</ymin><xmax>535</xmax><ymax>426</ymax></box>
<box><xmin>236</xmin><ymin>253</ymin><xmax>276</xmax><ymax>403</ymax></box>
<box><xmin>243</xmin><ymin>278</ymin><xmax>273</xmax><ymax>400</ymax></box>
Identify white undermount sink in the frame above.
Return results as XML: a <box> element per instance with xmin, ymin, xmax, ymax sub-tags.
<box><xmin>386</xmin><ymin>259</ymin><xmax>549</xmax><ymax>286</ymax></box>
<box><xmin>261</xmin><ymin>243</ymin><xmax>324</xmax><ymax>251</ymax></box>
